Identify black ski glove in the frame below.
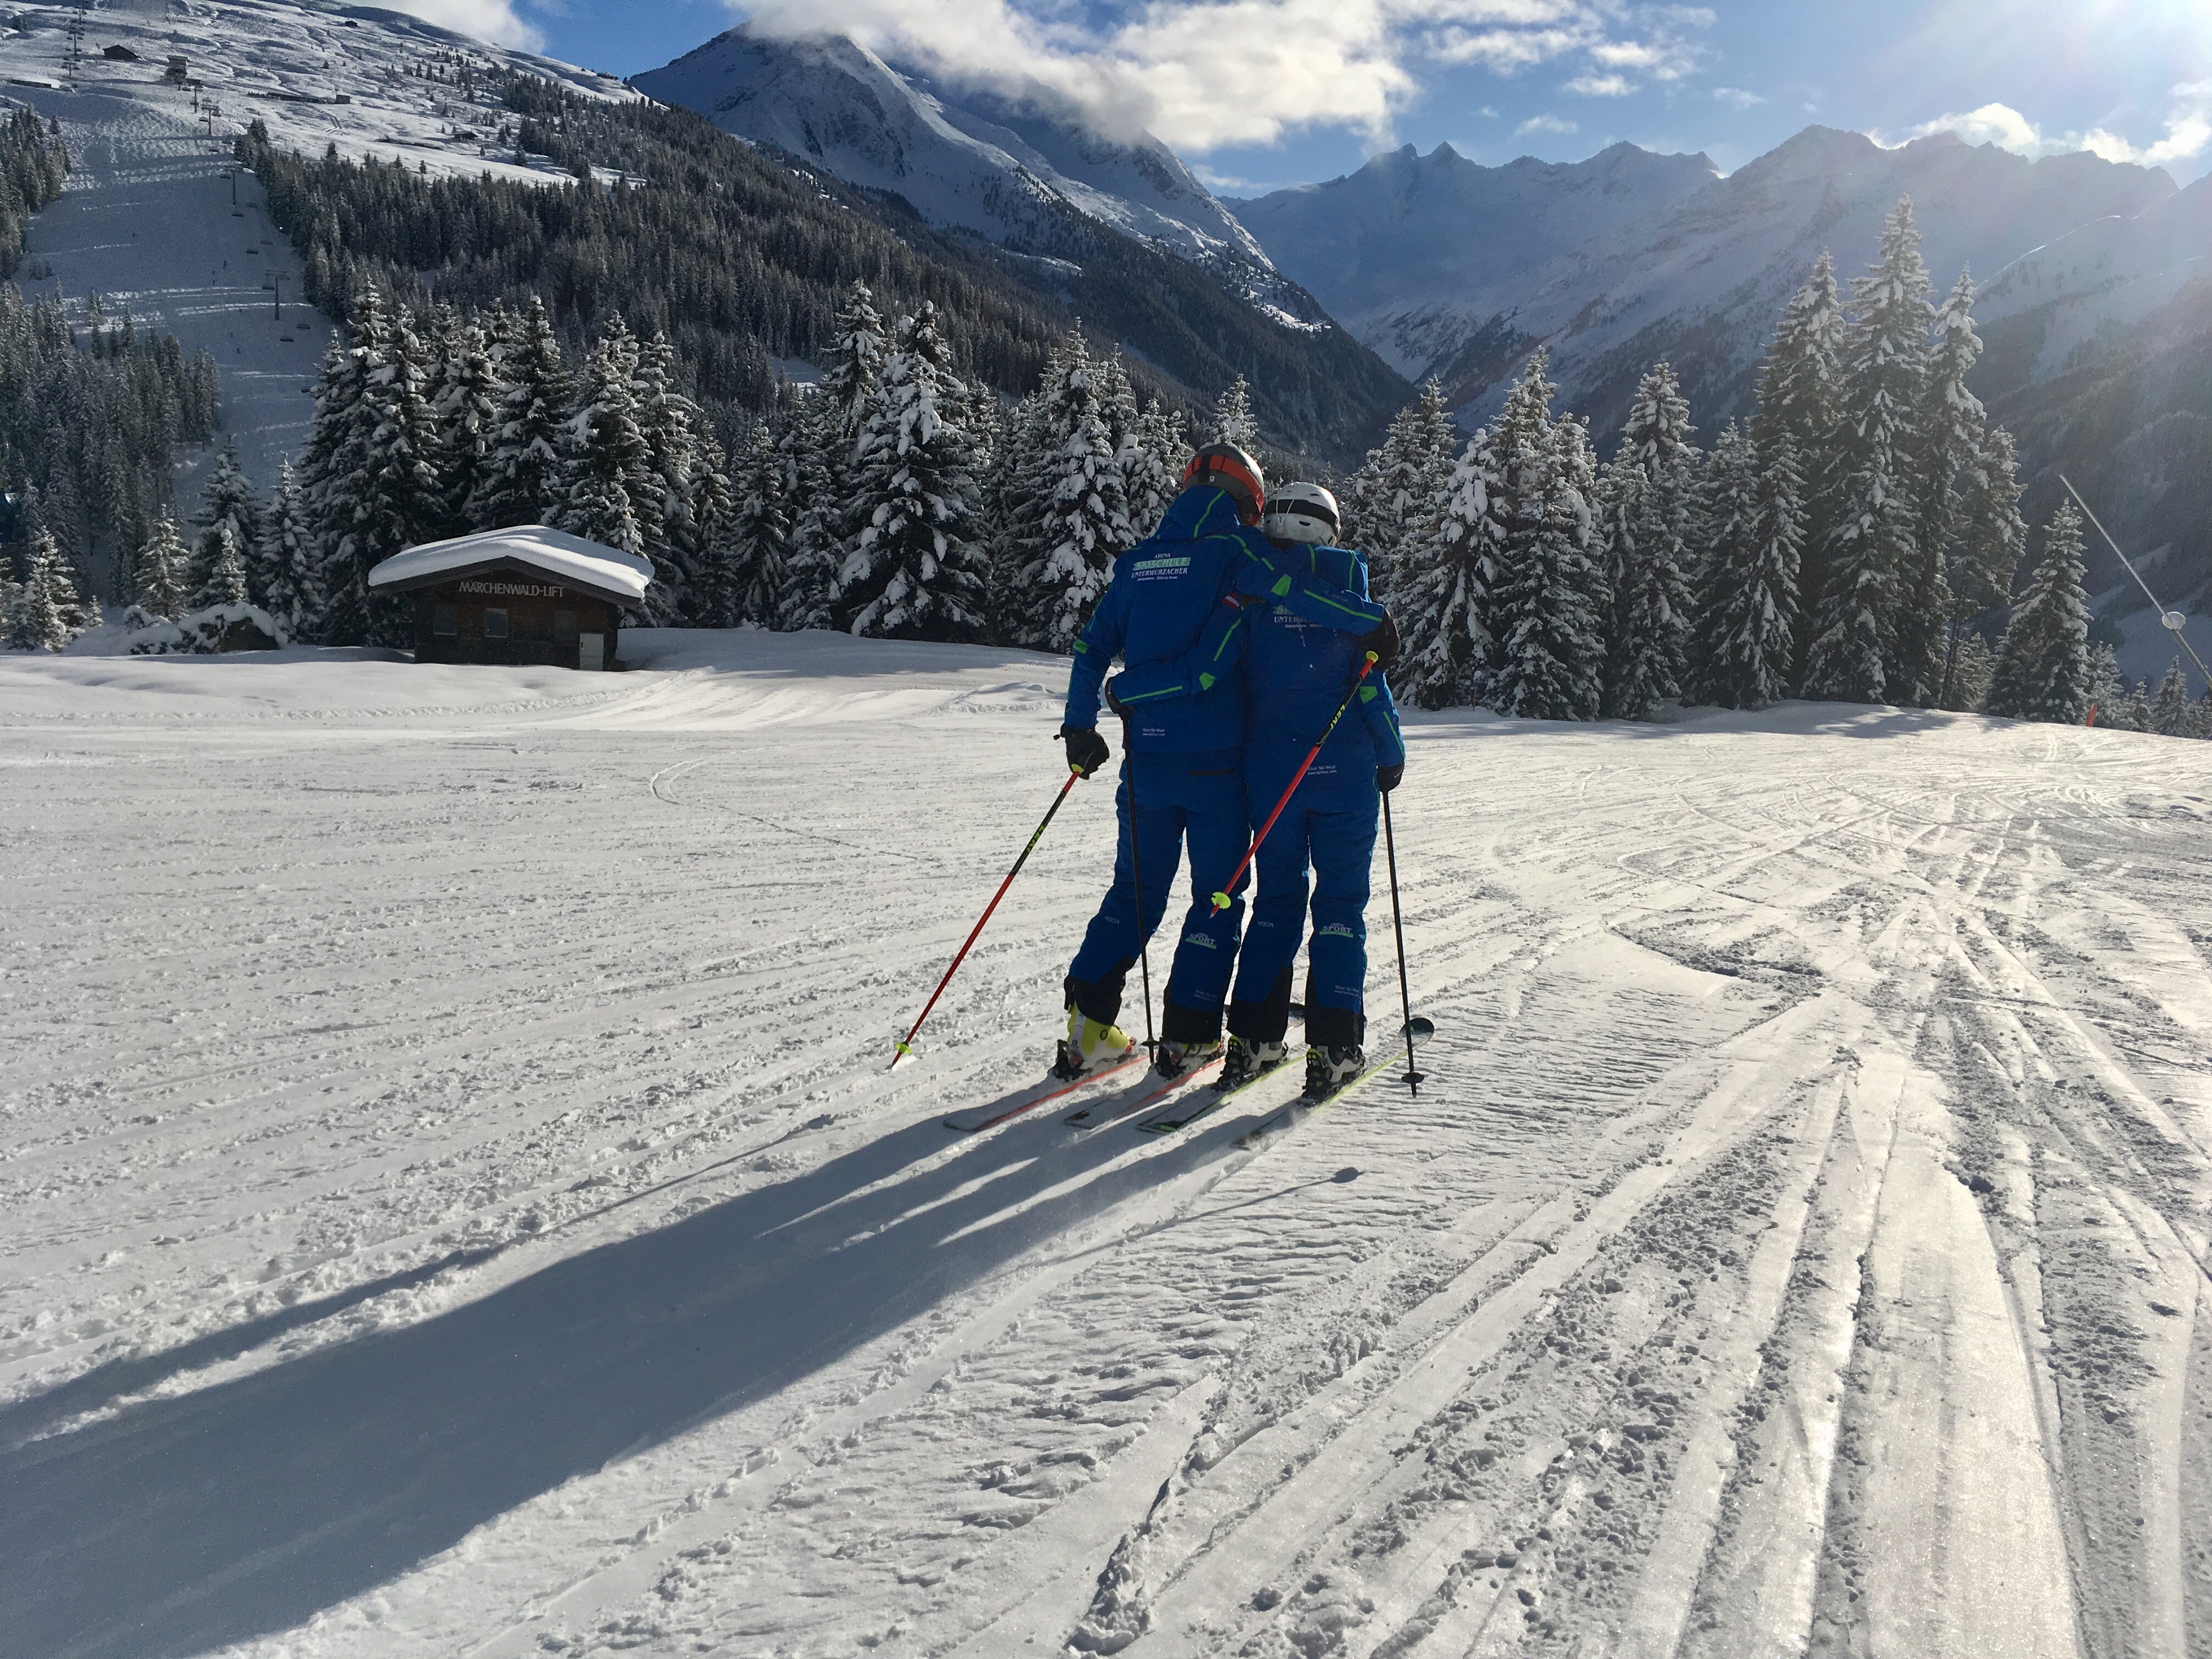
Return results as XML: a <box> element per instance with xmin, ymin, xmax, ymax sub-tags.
<box><xmin>1355</xmin><ymin>611</ymin><xmax>1402</xmax><ymax>674</ymax></box>
<box><xmin>1376</xmin><ymin>763</ymin><xmax>1404</xmax><ymax>793</ymax></box>
<box><xmin>1103</xmin><ymin>675</ymin><xmax>1130</xmax><ymax>718</ymax></box>
<box><xmin>1060</xmin><ymin>725</ymin><xmax>1110</xmax><ymax>777</ymax></box>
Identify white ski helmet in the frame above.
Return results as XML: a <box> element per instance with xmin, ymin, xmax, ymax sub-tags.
<box><xmin>1261</xmin><ymin>481</ymin><xmax>1341</xmax><ymax>546</ymax></box>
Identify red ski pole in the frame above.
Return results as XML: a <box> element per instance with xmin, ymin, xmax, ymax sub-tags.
<box><xmin>1210</xmin><ymin>652</ymin><xmax>1377</xmax><ymax>912</ymax></box>
<box><xmin>891</xmin><ymin>766</ymin><xmax>1086</xmax><ymax>1068</ymax></box>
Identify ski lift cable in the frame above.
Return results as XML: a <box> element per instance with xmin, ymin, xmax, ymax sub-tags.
<box><xmin>2058</xmin><ymin>472</ymin><xmax>2212</xmax><ymax>690</ymax></box>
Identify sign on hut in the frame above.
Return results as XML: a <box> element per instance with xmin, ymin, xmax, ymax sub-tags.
<box><xmin>367</xmin><ymin>526</ymin><xmax>652</xmax><ymax>670</ymax></box>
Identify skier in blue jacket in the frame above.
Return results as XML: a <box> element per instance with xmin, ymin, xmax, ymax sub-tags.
<box><xmin>1109</xmin><ymin>481</ymin><xmax>1406</xmax><ymax>1099</ymax></box>
<box><xmin>1057</xmin><ymin>445</ymin><xmax>1400</xmax><ymax>1082</ymax></box>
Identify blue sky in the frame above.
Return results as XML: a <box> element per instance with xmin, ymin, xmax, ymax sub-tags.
<box><xmin>488</xmin><ymin>1</ymin><xmax>2212</xmax><ymax>190</ymax></box>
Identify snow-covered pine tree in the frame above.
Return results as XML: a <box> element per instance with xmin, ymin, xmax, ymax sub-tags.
<box><xmin>775</xmin><ymin>398</ymin><xmax>839</xmax><ymax>630</ymax></box>
<box><xmin>1895</xmin><ymin>267</ymin><xmax>1986</xmax><ymax>706</ymax></box>
<box><xmin>983</xmin><ymin>377</ymin><xmax>1054</xmax><ymax>645</ymax></box>
<box><xmin>2190</xmin><ymin>690</ymin><xmax>2212</xmax><ymax>741</ymax></box>
<box><xmin>1948</xmin><ymin>631</ymin><xmax>1995</xmax><ymax>713</ymax></box>
<box><xmin>1396</xmin><ymin>425</ymin><xmax>1503</xmax><ymax>709</ymax></box>
<box><xmin>425</xmin><ymin>303</ymin><xmax>504</xmax><ymax>537</ymax></box>
<box><xmin>819</xmin><ymin>280</ymin><xmax>887</xmax><ymax>455</ymax></box>
<box><xmin>1486</xmin><ymin>352</ymin><xmax>1604</xmax><ymax>720</ymax></box>
<box><xmin>130</xmin><ymin>512</ymin><xmax>190</xmax><ymax>624</ymax></box>
<box><xmin>2084</xmin><ymin>644</ymin><xmax>2130</xmax><ymax>728</ymax></box>
<box><xmin>1009</xmin><ymin>331</ymin><xmax>1132</xmax><ymax>652</ymax></box>
<box><xmin>6</xmin><ymin>529</ymin><xmax>82</xmax><ymax>652</ymax></box>
<box><xmin>716</xmin><ymin>420</ymin><xmax>790</xmax><ymax>627</ymax></box>
<box><xmin>2151</xmin><ymin>658</ymin><xmax>2191</xmax><ymax>736</ymax></box>
<box><xmin>555</xmin><ymin>318</ymin><xmax>655</xmax><ymax>577</ymax></box>
<box><xmin>1600</xmin><ymin>362</ymin><xmax>1697</xmax><ymax>719</ymax></box>
<box><xmin>833</xmin><ymin>300</ymin><xmax>988</xmax><ymax>640</ymax></box>
<box><xmin>257</xmin><ymin>462</ymin><xmax>319</xmax><ymax>635</ymax></box>
<box><xmin>192</xmin><ymin>436</ymin><xmax>261</xmax><ymax>584</ymax></box>
<box><xmin>1754</xmin><ymin>252</ymin><xmax>1847</xmax><ymax>677</ymax></box>
<box><xmin>1348</xmin><ymin>379</ymin><xmax>1457</xmax><ymax>599</ymax></box>
<box><xmin>10</xmin><ymin>528</ymin><xmax>86</xmax><ymax>654</ymax></box>
<box><xmin>1985</xmin><ymin>499</ymin><xmax>2091</xmax><ymax>724</ymax></box>
<box><xmin>627</xmin><ymin>330</ymin><xmax>683</xmax><ymax>565</ymax></box>
<box><xmin>472</xmin><ymin>294</ymin><xmax>567</xmax><ymax>529</ymax></box>
<box><xmin>1803</xmin><ymin>198</ymin><xmax>1934</xmax><ymax>704</ymax></box>
<box><xmin>191</xmin><ymin>523</ymin><xmax>249</xmax><ymax>610</ymax></box>
<box><xmin>300</xmin><ymin>287</ymin><xmax>443</xmax><ymax>645</ymax></box>
<box><xmin>1213</xmin><ymin>374</ymin><xmax>1256</xmax><ymax>449</ymax></box>
<box><xmin>2121</xmin><ymin>677</ymin><xmax>2153</xmax><ymax>732</ymax></box>
<box><xmin>1118</xmin><ymin>390</ymin><xmax>1186</xmax><ymax>543</ymax></box>
<box><xmin>1687</xmin><ymin>420</ymin><xmax>1803</xmax><ymax>709</ymax></box>
<box><xmin>1938</xmin><ymin>425</ymin><xmax>2027</xmax><ymax>707</ymax></box>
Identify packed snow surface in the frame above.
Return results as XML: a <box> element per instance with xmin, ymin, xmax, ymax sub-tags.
<box><xmin>369</xmin><ymin>526</ymin><xmax>654</xmax><ymax>603</ymax></box>
<box><xmin>5</xmin><ymin>631</ymin><xmax>2211</xmax><ymax>1659</ymax></box>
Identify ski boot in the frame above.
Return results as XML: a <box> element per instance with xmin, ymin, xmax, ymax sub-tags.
<box><xmin>1215</xmin><ymin>1034</ymin><xmax>1288</xmax><ymax>1091</ymax></box>
<box><xmin>1156</xmin><ymin>1036</ymin><xmax>1223</xmax><ymax>1080</ymax></box>
<box><xmin>1057</xmin><ymin>1007</ymin><xmax>1133</xmax><ymax>1080</ymax></box>
<box><xmin>1303</xmin><ymin>1044</ymin><xmax>1365</xmax><ymax>1101</ymax></box>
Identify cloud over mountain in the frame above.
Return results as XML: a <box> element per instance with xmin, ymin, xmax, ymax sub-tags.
<box><xmin>733</xmin><ymin>0</ymin><xmax>1715</xmax><ymax>153</ymax></box>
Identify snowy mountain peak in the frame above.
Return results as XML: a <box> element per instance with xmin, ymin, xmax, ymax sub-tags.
<box><xmin>1229</xmin><ymin>138</ymin><xmax>1720</xmax><ymax>364</ymax></box>
<box><xmin>633</xmin><ymin>27</ymin><xmax>1268</xmax><ymax>267</ymax></box>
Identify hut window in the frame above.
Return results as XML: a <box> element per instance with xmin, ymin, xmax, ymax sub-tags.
<box><xmin>554</xmin><ymin>610</ymin><xmax>578</xmax><ymax>643</ymax></box>
<box><xmin>432</xmin><ymin>603</ymin><xmax>457</xmax><ymax>636</ymax></box>
<box><xmin>484</xmin><ymin>608</ymin><xmax>510</xmax><ymax>640</ymax></box>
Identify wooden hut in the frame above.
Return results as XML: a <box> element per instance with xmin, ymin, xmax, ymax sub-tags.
<box><xmin>367</xmin><ymin>527</ymin><xmax>652</xmax><ymax>670</ymax></box>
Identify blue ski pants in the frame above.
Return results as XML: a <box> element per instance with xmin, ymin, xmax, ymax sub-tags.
<box><xmin>1069</xmin><ymin>747</ymin><xmax>1249</xmax><ymax>1040</ymax></box>
<box><xmin>1229</xmin><ymin>752</ymin><xmax>1378</xmax><ymax>1043</ymax></box>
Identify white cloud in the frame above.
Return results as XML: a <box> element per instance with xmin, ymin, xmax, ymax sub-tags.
<box><xmin>736</xmin><ymin>1</ymin><xmax>1714</xmax><ymax>153</ymax></box>
<box><xmin>1517</xmin><ymin>112</ymin><xmax>1579</xmax><ymax>135</ymax></box>
<box><xmin>1890</xmin><ymin>83</ymin><xmax>2212</xmax><ymax>171</ymax></box>
<box><xmin>387</xmin><ymin>0</ymin><xmax>544</xmax><ymax>50</ymax></box>
<box><xmin>1713</xmin><ymin>86</ymin><xmax>1763</xmax><ymax>109</ymax></box>
<box><xmin>1565</xmin><ymin>73</ymin><xmax>1634</xmax><ymax>98</ymax></box>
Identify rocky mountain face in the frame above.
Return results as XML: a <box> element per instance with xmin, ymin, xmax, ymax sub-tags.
<box><xmin>1239</xmin><ymin>124</ymin><xmax>2210</xmax><ymax>613</ymax></box>
<box><xmin>634</xmin><ymin>29</ymin><xmax>1266</xmax><ymax>265</ymax></box>
<box><xmin>1226</xmin><ymin>140</ymin><xmax>1722</xmax><ymax>376</ymax></box>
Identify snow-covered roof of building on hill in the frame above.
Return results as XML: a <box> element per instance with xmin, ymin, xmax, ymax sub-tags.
<box><xmin>368</xmin><ymin>527</ymin><xmax>654</xmax><ymax>607</ymax></box>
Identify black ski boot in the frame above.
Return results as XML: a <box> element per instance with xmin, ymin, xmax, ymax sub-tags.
<box><xmin>1217</xmin><ymin>1034</ymin><xmax>1288</xmax><ymax>1090</ymax></box>
<box><xmin>1303</xmin><ymin>1044</ymin><xmax>1365</xmax><ymax>1100</ymax></box>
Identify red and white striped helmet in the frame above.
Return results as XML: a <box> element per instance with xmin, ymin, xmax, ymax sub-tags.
<box><xmin>1182</xmin><ymin>442</ymin><xmax>1266</xmax><ymax>526</ymax></box>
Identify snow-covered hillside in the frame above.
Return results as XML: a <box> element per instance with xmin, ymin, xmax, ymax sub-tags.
<box><xmin>633</xmin><ymin>27</ymin><xmax>1269</xmax><ymax>268</ymax></box>
<box><xmin>5</xmin><ymin>633</ymin><xmax>2209</xmax><ymax>1657</ymax></box>
<box><xmin>0</xmin><ymin>0</ymin><xmax>634</xmax><ymax>493</ymax></box>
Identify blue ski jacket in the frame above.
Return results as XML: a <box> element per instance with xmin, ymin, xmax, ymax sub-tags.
<box><xmin>1064</xmin><ymin>487</ymin><xmax>1387</xmax><ymax>754</ymax></box>
<box><xmin>1113</xmin><ymin>541</ymin><xmax>1406</xmax><ymax>778</ymax></box>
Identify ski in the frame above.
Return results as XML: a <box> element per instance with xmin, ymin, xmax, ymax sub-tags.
<box><xmin>1232</xmin><ymin>1018</ymin><xmax>1436</xmax><ymax>1150</ymax></box>
<box><xmin>943</xmin><ymin>1052</ymin><xmax>1147</xmax><ymax>1133</ymax></box>
<box><xmin>1134</xmin><ymin>1052</ymin><xmax>1294</xmax><ymax>1135</ymax></box>
<box><xmin>1065</xmin><ymin>1055</ymin><xmax>1224</xmax><ymax>1131</ymax></box>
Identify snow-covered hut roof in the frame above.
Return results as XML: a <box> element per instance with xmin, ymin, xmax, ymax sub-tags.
<box><xmin>368</xmin><ymin>527</ymin><xmax>654</xmax><ymax>608</ymax></box>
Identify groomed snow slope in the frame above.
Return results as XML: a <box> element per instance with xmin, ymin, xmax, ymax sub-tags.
<box><xmin>4</xmin><ymin>633</ymin><xmax>2210</xmax><ymax>1659</ymax></box>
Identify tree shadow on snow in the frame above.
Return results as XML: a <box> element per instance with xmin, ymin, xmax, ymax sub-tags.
<box><xmin>0</xmin><ymin>1080</ymin><xmax>1211</xmax><ymax>1659</ymax></box>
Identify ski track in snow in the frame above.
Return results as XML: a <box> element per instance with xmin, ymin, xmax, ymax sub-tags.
<box><xmin>3</xmin><ymin>631</ymin><xmax>2210</xmax><ymax>1659</ymax></box>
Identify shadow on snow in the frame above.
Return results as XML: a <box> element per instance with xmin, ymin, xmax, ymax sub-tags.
<box><xmin>2</xmin><ymin>1073</ymin><xmax>1231</xmax><ymax>1658</ymax></box>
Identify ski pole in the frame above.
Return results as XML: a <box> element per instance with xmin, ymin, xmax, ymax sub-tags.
<box><xmin>1119</xmin><ymin>714</ymin><xmax>1158</xmax><ymax>1055</ymax></box>
<box><xmin>1211</xmin><ymin>652</ymin><xmax>1378</xmax><ymax>912</ymax></box>
<box><xmin>1381</xmin><ymin>787</ymin><xmax>1423</xmax><ymax>1095</ymax></box>
<box><xmin>891</xmin><ymin>766</ymin><xmax>1085</xmax><ymax>1069</ymax></box>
